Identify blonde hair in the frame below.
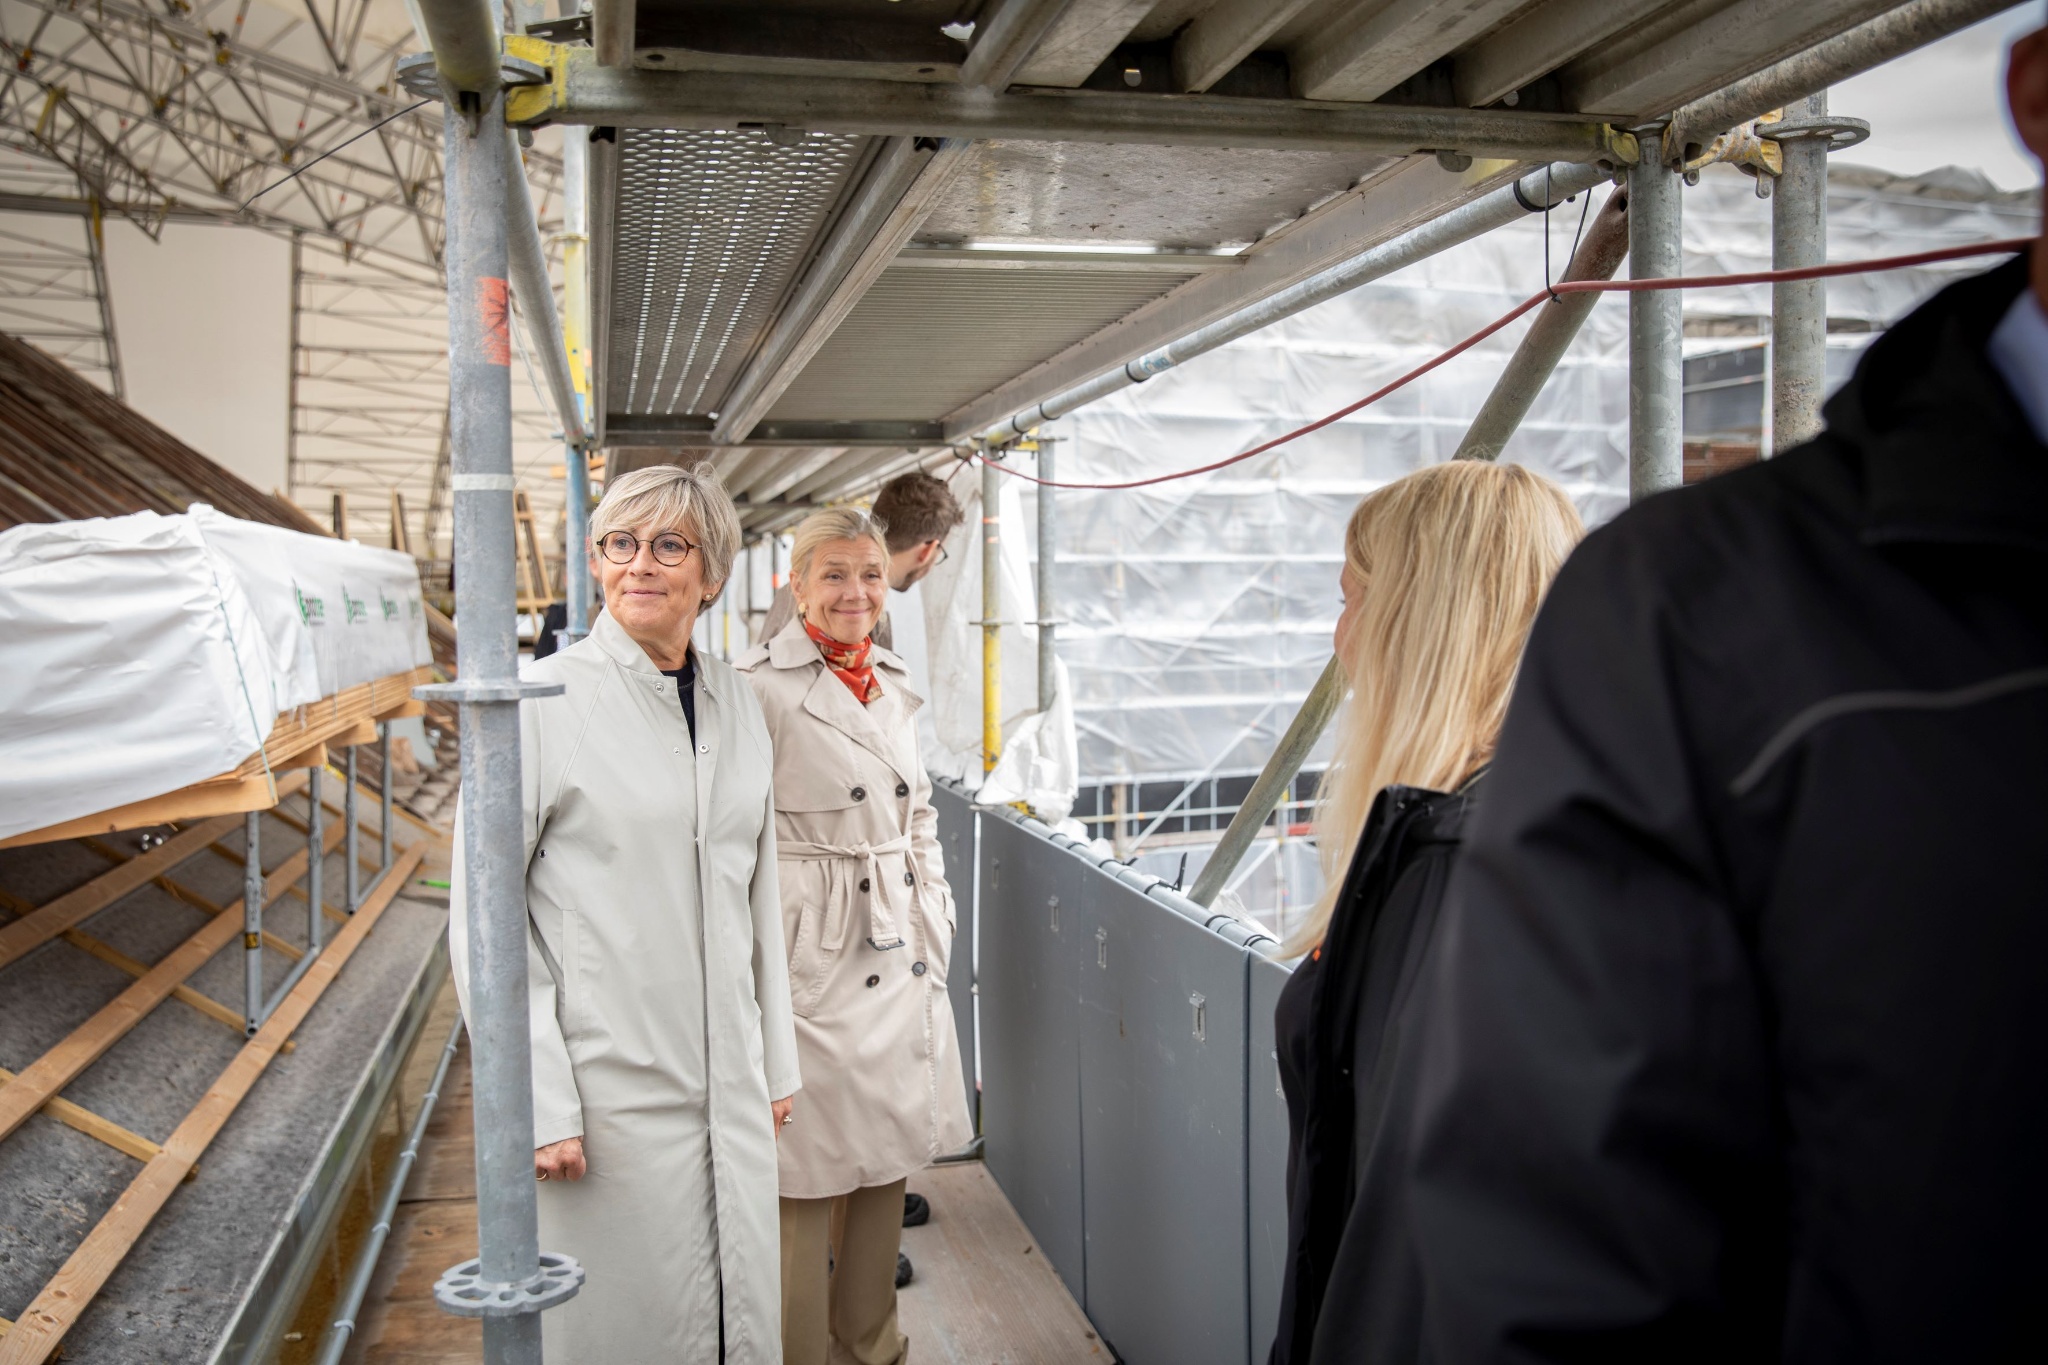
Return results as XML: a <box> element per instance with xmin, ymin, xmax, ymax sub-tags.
<box><xmin>1288</xmin><ymin>461</ymin><xmax>1583</xmax><ymax>956</ymax></box>
<box><xmin>789</xmin><ymin>505</ymin><xmax>892</xmax><ymax>591</ymax></box>
<box><xmin>590</xmin><ymin>462</ymin><xmax>742</xmax><ymax>602</ymax></box>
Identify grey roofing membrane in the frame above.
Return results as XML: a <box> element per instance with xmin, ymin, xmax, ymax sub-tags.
<box><xmin>0</xmin><ymin>814</ymin><xmax>447</xmax><ymax>1363</ymax></box>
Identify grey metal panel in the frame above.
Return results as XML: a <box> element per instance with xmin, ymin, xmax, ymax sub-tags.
<box><xmin>1076</xmin><ymin>871</ymin><xmax>1250</xmax><ymax>1365</ymax></box>
<box><xmin>976</xmin><ymin>812</ymin><xmax>1088</xmax><ymax>1300</ymax></box>
<box><xmin>1246</xmin><ymin>952</ymin><xmax>1295</xmax><ymax>1365</ymax></box>
<box><xmin>767</xmin><ymin>265</ymin><xmax>1193</xmax><ymax>421</ymax></box>
<box><xmin>602</xmin><ymin>127</ymin><xmax>868</xmax><ymax>421</ymax></box>
<box><xmin>931</xmin><ymin>780</ymin><xmax>978</xmax><ymax>1128</ymax></box>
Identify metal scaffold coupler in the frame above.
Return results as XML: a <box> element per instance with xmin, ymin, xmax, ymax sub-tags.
<box><xmin>433</xmin><ymin>1251</ymin><xmax>586</xmax><ymax>1317</ymax></box>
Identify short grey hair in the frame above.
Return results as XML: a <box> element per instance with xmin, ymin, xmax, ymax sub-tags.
<box><xmin>789</xmin><ymin>505</ymin><xmax>891</xmax><ymax>588</ymax></box>
<box><xmin>590</xmin><ymin>462</ymin><xmax>742</xmax><ymax>602</ymax></box>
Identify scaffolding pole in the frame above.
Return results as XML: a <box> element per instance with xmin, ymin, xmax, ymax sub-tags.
<box><xmin>1629</xmin><ymin>141</ymin><xmax>1685</xmax><ymax>500</ymax></box>
<box><xmin>416</xmin><ymin>68</ymin><xmax>577</xmax><ymax>1363</ymax></box>
<box><xmin>1772</xmin><ymin>91</ymin><xmax>1836</xmax><ymax>452</ymax></box>
<box><xmin>1455</xmin><ymin>184</ymin><xmax>1631</xmax><ymax>461</ymax></box>
<box><xmin>242</xmin><ymin>812</ymin><xmax>263</xmax><ymax>1034</ymax></box>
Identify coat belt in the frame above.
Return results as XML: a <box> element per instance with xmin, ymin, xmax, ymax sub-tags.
<box><xmin>778</xmin><ymin>836</ymin><xmax>912</xmax><ymax>951</ymax></box>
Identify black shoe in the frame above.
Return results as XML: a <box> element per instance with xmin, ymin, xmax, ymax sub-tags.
<box><xmin>895</xmin><ymin>1252</ymin><xmax>914</xmax><ymax>1289</ymax></box>
<box><xmin>903</xmin><ymin>1192</ymin><xmax>930</xmax><ymax>1227</ymax></box>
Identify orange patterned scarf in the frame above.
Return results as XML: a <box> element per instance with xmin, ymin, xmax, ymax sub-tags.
<box><xmin>803</xmin><ymin>618</ymin><xmax>882</xmax><ymax>705</ymax></box>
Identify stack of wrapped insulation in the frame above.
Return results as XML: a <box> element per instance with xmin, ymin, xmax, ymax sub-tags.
<box><xmin>0</xmin><ymin>505</ymin><xmax>432</xmax><ymax>844</ymax></box>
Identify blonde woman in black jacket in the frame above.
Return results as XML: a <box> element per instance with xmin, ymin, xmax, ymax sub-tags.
<box><xmin>1270</xmin><ymin>460</ymin><xmax>1581</xmax><ymax>1365</ymax></box>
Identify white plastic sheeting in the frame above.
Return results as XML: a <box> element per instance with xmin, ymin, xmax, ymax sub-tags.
<box><xmin>914</xmin><ymin>466</ymin><xmax>1082</xmax><ymax>820</ymax></box>
<box><xmin>1034</xmin><ymin>163</ymin><xmax>2037</xmax><ymax>787</ymax></box>
<box><xmin>191</xmin><ymin>504</ymin><xmax>430</xmax><ymax>701</ymax></box>
<box><xmin>0</xmin><ymin>506</ymin><xmax>430</xmax><ymax>842</ymax></box>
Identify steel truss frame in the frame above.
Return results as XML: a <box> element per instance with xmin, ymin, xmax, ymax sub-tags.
<box><xmin>0</xmin><ymin>0</ymin><xmax>572</xmax><ymax>552</ymax></box>
<box><xmin>0</xmin><ymin>145</ymin><xmax>120</xmax><ymax>394</ymax></box>
<box><xmin>289</xmin><ymin>227</ymin><xmax>564</xmax><ymax>558</ymax></box>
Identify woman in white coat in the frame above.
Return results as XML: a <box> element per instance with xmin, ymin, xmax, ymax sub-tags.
<box><xmin>450</xmin><ymin>463</ymin><xmax>801</xmax><ymax>1363</ymax></box>
<box><xmin>737</xmin><ymin>506</ymin><xmax>971</xmax><ymax>1365</ymax></box>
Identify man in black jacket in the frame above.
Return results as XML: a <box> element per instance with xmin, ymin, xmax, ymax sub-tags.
<box><xmin>1407</xmin><ymin>31</ymin><xmax>2048</xmax><ymax>1364</ymax></box>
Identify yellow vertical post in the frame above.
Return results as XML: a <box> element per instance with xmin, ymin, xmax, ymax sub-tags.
<box><xmin>981</xmin><ymin>449</ymin><xmax>1002</xmax><ymax>774</ymax></box>
<box><xmin>560</xmin><ymin>128</ymin><xmax>594</xmax><ymax>645</ymax></box>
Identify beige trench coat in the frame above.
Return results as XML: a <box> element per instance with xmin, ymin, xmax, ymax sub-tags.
<box><xmin>737</xmin><ymin>619</ymin><xmax>973</xmax><ymax>1199</ymax></box>
<box><xmin>450</xmin><ymin>609</ymin><xmax>800</xmax><ymax>1364</ymax></box>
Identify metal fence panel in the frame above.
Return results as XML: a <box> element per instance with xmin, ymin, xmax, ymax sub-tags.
<box><xmin>1076</xmin><ymin>876</ymin><xmax>1251</xmax><ymax>1365</ymax></box>
<box><xmin>931</xmin><ymin>782</ymin><xmax>979</xmax><ymax>1127</ymax></box>
<box><xmin>976</xmin><ymin>813</ymin><xmax>1088</xmax><ymax>1297</ymax></box>
<box><xmin>1246</xmin><ymin>953</ymin><xmax>1294</xmax><ymax>1365</ymax></box>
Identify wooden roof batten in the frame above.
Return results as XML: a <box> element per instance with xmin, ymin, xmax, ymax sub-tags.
<box><xmin>560</xmin><ymin>0</ymin><xmax>2006</xmax><ymax>524</ymax></box>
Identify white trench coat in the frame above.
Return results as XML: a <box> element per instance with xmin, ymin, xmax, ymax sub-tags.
<box><xmin>737</xmin><ymin>620</ymin><xmax>972</xmax><ymax>1200</ymax></box>
<box><xmin>450</xmin><ymin>609</ymin><xmax>801</xmax><ymax>1364</ymax></box>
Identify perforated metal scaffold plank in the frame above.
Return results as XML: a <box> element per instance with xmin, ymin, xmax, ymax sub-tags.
<box><xmin>603</xmin><ymin>129</ymin><xmax>871</xmax><ymax>424</ymax></box>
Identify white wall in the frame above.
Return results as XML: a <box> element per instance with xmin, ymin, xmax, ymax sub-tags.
<box><xmin>101</xmin><ymin>220</ymin><xmax>291</xmax><ymax>494</ymax></box>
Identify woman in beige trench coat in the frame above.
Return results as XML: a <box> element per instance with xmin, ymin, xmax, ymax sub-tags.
<box><xmin>451</xmin><ymin>464</ymin><xmax>800</xmax><ymax>1364</ymax></box>
<box><xmin>737</xmin><ymin>506</ymin><xmax>972</xmax><ymax>1365</ymax></box>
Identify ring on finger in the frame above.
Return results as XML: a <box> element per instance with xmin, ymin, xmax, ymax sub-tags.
<box><xmin>537</xmin><ymin>1170</ymin><xmax>549</xmax><ymax>1180</ymax></box>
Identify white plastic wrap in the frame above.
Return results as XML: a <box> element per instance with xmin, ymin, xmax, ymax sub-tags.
<box><xmin>0</xmin><ymin>511</ymin><xmax>276</xmax><ymax>841</ymax></box>
<box><xmin>0</xmin><ymin>506</ymin><xmax>432</xmax><ymax>842</ymax></box>
<box><xmin>1041</xmin><ymin>163</ymin><xmax>2037</xmax><ymax>786</ymax></box>
<box><xmin>915</xmin><ymin>468</ymin><xmax>1081</xmax><ymax>820</ymax></box>
<box><xmin>190</xmin><ymin>503</ymin><xmax>430</xmax><ymax>701</ymax></box>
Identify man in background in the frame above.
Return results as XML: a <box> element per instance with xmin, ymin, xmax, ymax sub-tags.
<box><xmin>759</xmin><ymin>470</ymin><xmax>963</xmax><ymax>650</ymax></box>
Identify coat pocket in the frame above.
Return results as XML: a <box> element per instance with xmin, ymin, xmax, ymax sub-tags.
<box><xmin>786</xmin><ymin>901</ymin><xmax>835</xmax><ymax>1018</ymax></box>
<box><xmin>916</xmin><ymin>886</ymin><xmax>954</xmax><ymax>988</ymax></box>
<box><xmin>555</xmin><ymin>908</ymin><xmax>586</xmax><ymax>1039</ymax></box>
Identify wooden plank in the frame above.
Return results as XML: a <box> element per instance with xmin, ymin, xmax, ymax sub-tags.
<box><xmin>224</xmin><ymin>667</ymin><xmax>435</xmax><ymax>783</ymax></box>
<box><xmin>69</xmin><ymin>838</ymin><xmax>309</xmax><ymax>962</ymax></box>
<box><xmin>350</xmin><ymin>1041</ymin><xmax>479</xmax><ymax>1362</ymax></box>
<box><xmin>329</xmin><ymin>718</ymin><xmax>382</xmax><ymax>747</ymax></box>
<box><xmin>272</xmin><ymin>742</ymin><xmax>330</xmax><ymax>774</ymax></box>
<box><xmin>0</xmin><ymin>841</ymin><xmax>427</xmax><ymax>1365</ymax></box>
<box><xmin>351</xmin><ymin>1200</ymin><xmax>483</xmax><ymax>1362</ymax></box>
<box><xmin>0</xmin><ymin>885</ymin><xmax>272</xmax><ymax>1048</ymax></box>
<box><xmin>0</xmin><ymin>810</ymin><xmax>349</xmax><ymax>1146</ymax></box>
<box><xmin>0</xmin><ymin>811</ymin><xmax>249</xmax><ymax>967</ymax></box>
<box><xmin>192</xmin><ymin>830</ymin><xmax>351</xmax><ymax>928</ymax></box>
<box><xmin>0</xmin><ymin>1062</ymin><xmax>161</xmax><ymax>1164</ymax></box>
<box><xmin>375</xmin><ymin>698</ymin><xmax>427</xmax><ymax>721</ymax></box>
<box><xmin>895</xmin><ymin>1162</ymin><xmax>1107</xmax><ymax>1364</ymax></box>
<box><xmin>0</xmin><ymin>778</ymin><xmax>280</xmax><ymax>849</ymax></box>
<box><xmin>310</xmin><ymin>768</ymin><xmax>448</xmax><ymax>843</ymax></box>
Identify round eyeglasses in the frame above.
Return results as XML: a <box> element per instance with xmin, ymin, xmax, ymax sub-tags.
<box><xmin>597</xmin><ymin>530</ymin><xmax>697</xmax><ymax>567</ymax></box>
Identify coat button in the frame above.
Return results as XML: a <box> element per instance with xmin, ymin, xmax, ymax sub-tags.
<box><xmin>851</xmin><ymin>786</ymin><xmax>866</xmax><ymax>801</ymax></box>
<box><xmin>896</xmin><ymin>781</ymin><xmax>909</xmax><ymax>797</ymax></box>
<box><xmin>699</xmin><ymin>743</ymin><xmax>708</xmax><ymax>754</ymax></box>
<box><xmin>866</xmin><ymin>974</ymin><xmax>880</xmax><ymax>988</ymax></box>
<box><xmin>911</xmin><ymin>961</ymin><xmax>927</xmax><ymax>977</ymax></box>
<box><xmin>859</xmin><ymin>877</ymin><xmax>871</xmax><ymax>893</ymax></box>
<box><xmin>903</xmin><ymin>871</ymin><xmax>914</xmax><ymax>886</ymax></box>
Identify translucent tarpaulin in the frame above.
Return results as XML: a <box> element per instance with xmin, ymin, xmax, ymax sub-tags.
<box><xmin>1027</xmin><ymin>163</ymin><xmax>2037</xmax><ymax>790</ymax></box>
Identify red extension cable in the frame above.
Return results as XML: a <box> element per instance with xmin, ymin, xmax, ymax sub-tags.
<box><xmin>973</xmin><ymin>236</ymin><xmax>2039</xmax><ymax>492</ymax></box>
